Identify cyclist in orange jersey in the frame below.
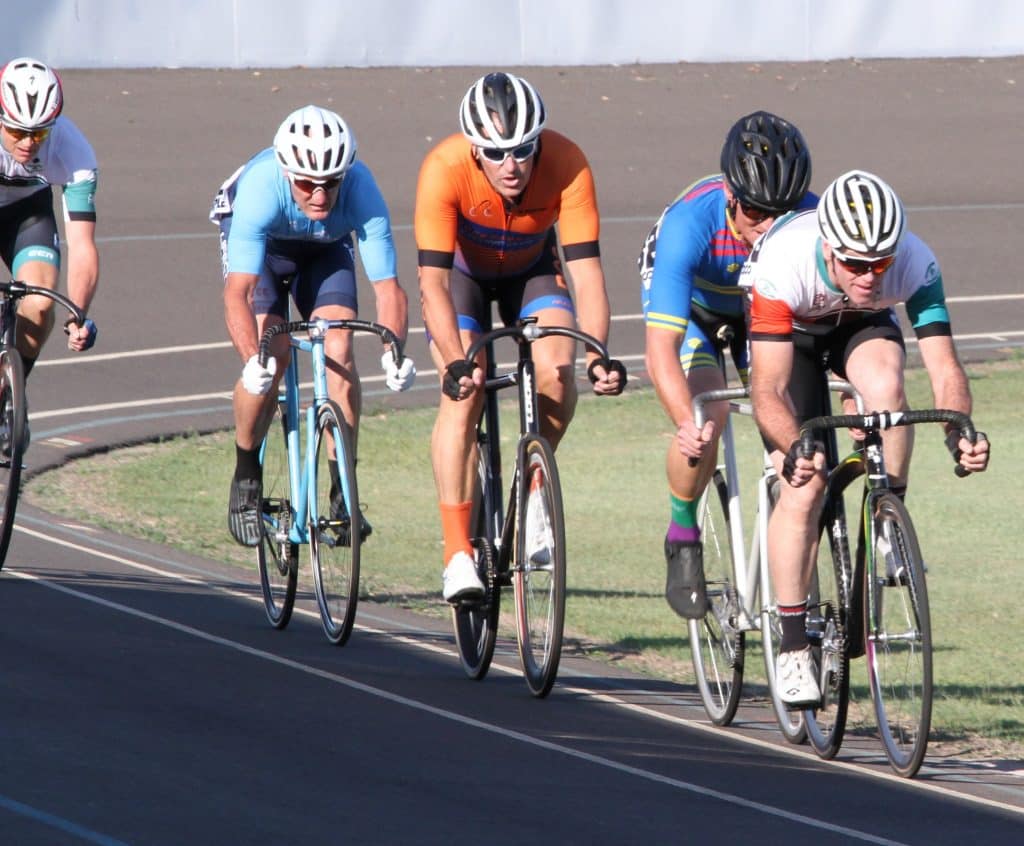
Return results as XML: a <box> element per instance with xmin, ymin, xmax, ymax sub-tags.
<box><xmin>415</xmin><ymin>71</ymin><xmax>626</xmax><ymax>602</ymax></box>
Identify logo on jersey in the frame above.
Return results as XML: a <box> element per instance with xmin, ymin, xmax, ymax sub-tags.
<box><xmin>468</xmin><ymin>199</ymin><xmax>495</xmax><ymax>218</ymax></box>
<box><xmin>924</xmin><ymin>261</ymin><xmax>939</xmax><ymax>285</ymax></box>
<box><xmin>813</xmin><ymin>292</ymin><xmax>827</xmax><ymax>309</ymax></box>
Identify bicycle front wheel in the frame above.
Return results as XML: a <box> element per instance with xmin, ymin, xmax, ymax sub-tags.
<box><xmin>865</xmin><ymin>493</ymin><xmax>932</xmax><ymax>778</ymax></box>
<box><xmin>759</xmin><ymin>475</ymin><xmax>808</xmax><ymax>744</ymax></box>
<box><xmin>257</xmin><ymin>402</ymin><xmax>298</xmax><ymax>628</ymax></box>
<box><xmin>310</xmin><ymin>400</ymin><xmax>360</xmax><ymax>646</ymax></box>
<box><xmin>0</xmin><ymin>349</ymin><xmax>26</xmax><ymax>569</ymax></box>
<box><xmin>514</xmin><ymin>436</ymin><xmax>566</xmax><ymax>698</ymax></box>
<box><xmin>689</xmin><ymin>469</ymin><xmax>744</xmax><ymax>726</ymax></box>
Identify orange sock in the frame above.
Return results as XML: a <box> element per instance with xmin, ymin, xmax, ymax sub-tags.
<box><xmin>440</xmin><ymin>501</ymin><xmax>473</xmax><ymax>564</ymax></box>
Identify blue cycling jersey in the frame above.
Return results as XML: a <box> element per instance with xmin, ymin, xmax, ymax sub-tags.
<box><xmin>640</xmin><ymin>174</ymin><xmax>817</xmax><ymax>334</ymax></box>
<box><xmin>216</xmin><ymin>148</ymin><xmax>397</xmax><ymax>282</ymax></box>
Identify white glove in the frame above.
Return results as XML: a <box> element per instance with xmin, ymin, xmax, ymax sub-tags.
<box><xmin>381</xmin><ymin>351</ymin><xmax>416</xmax><ymax>392</ymax></box>
<box><xmin>242</xmin><ymin>354</ymin><xmax>277</xmax><ymax>396</ymax></box>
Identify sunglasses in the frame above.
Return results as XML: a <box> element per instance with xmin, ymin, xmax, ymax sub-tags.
<box><xmin>478</xmin><ymin>140</ymin><xmax>538</xmax><ymax>164</ymax></box>
<box><xmin>2</xmin><ymin>124</ymin><xmax>50</xmax><ymax>143</ymax></box>
<box><xmin>833</xmin><ymin>252</ymin><xmax>896</xmax><ymax>276</ymax></box>
<box><xmin>736</xmin><ymin>200</ymin><xmax>783</xmax><ymax>224</ymax></box>
<box><xmin>287</xmin><ymin>172</ymin><xmax>342</xmax><ymax>193</ymax></box>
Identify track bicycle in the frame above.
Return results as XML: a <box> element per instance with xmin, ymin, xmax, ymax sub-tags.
<box><xmin>690</xmin><ymin>369</ymin><xmax>863</xmax><ymax>742</ymax></box>
<box><xmin>451</xmin><ymin>317</ymin><xmax>620</xmax><ymax>698</ymax></box>
<box><xmin>796</xmin><ymin>406</ymin><xmax>979</xmax><ymax>778</ymax></box>
<box><xmin>254</xmin><ymin>317</ymin><xmax>402</xmax><ymax>646</ymax></box>
<box><xmin>0</xmin><ymin>279</ymin><xmax>86</xmax><ymax>569</ymax></box>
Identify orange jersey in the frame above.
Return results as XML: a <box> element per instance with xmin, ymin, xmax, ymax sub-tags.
<box><xmin>414</xmin><ymin>130</ymin><xmax>600</xmax><ymax>280</ymax></box>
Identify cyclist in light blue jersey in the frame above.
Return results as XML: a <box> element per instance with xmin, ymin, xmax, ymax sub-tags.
<box><xmin>639</xmin><ymin>111</ymin><xmax>813</xmax><ymax>620</ymax></box>
<box><xmin>213</xmin><ymin>105</ymin><xmax>415</xmax><ymax>547</ymax></box>
<box><xmin>0</xmin><ymin>57</ymin><xmax>99</xmax><ymax>400</ymax></box>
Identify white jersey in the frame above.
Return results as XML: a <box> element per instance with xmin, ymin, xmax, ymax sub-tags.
<box><xmin>743</xmin><ymin>210</ymin><xmax>950</xmax><ymax>337</ymax></box>
<box><xmin>0</xmin><ymin>115</ymin><xmax>98</xmax><ymax>216</ymax></box>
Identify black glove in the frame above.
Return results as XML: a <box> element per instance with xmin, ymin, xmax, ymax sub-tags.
<box><xmin>781</xmin><ymin>438</ymin><xmax>821</xmax><ymax>483</ymax></box>
<box><xmin>442</xmin><ymin>360</ymin><xmax>479</xmax><ymax>400</ymax></box>
<box><xmin>587</xmin><ymin>357</ymin><xmax>627</xmax><ymax>395</ymax></box>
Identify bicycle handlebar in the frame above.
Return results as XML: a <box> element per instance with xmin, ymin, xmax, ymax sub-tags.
<box><xmin>799</xmin><ymin>408</ymin><xmax>977</xmax><ymax>477</ymax></box>
<box><xmin>258</xmin><ymin>318</ymin><xmax>403</xmax><ymax>368</ymax></box>
<box><xmin>3</xmin><ymin>279</ymin><xmax>86</xmax><ymax>326</ymax></box>
<box><xmin>463</xmin><ymin>320</ymin><xmax>611</xmax><ymax>365</ymax></box>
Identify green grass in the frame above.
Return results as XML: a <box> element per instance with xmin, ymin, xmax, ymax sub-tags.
<box><xmin>26</xmin><ymin>359</ymin><xmax>1024</xmax><ymax>757</ymax></box>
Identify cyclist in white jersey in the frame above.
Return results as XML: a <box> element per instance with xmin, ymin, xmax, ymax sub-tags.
<box><xmin>744</xmin><ymin>169</ymin><xmax>990</xmax><ymax>707</ymax></box>
<box><xmin>0</xmin><ymin>57</ymin><xmax>98</xmax><ymax>407</ymax></box>
<box><xmin>212</xmin><ymin>105</ymin><xmax>415</xmax><ymax>547</ymax></box>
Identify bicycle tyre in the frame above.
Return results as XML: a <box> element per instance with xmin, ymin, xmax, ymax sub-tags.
<box><xmin>688</xmin><ymin>469</ymin><xmax>745</xmax><ymax>726</ymax></box>
<box><xmin>256</xmin><ymin>402</ymin><xmax>298</xmax><ymax>629</ymax></box>
<box><xmin>804</xmin><ymin>493</ymin><xmax>852</xmax><ymax>760</ymax></box>
<box><xmin>310</xmin><ymin>400</ymin><xmax>360</xmax><ymax>646</ymax></box>
<box><xmin>0</xmin><ymin>349</ymin><xmax>26</xmax><ymax>569</ymax></box>
<box><xmin>514</xmin><ymin>435</ymin><xmax>566</xmax><ymax>698</ymax></box>
<box><xmin>453</xmin><ymin>442</ymin><xmax>501</xmax><ymax>679</ymax></box>
<box><xmin>865</xmin><ymin>492</ymin><xmax>932</xmax><ymax>778</ymax></box>
<box><xmin>806</xmin><ymin>454</ymin><xmax>864</xmax><ymax>757</ymax></box>
<box><xmin>759</xmin><ymin>474</ymin><xmax>808</xmax><ymax>744</ymax></box>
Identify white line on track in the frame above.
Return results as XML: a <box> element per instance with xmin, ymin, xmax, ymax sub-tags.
<box><xmin>10</xmin><ymin>523</ymin><xmax>1024</xmax><ymax>827</ymax></box>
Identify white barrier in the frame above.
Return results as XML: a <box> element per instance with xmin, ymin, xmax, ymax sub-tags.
<box><xmin>3</xmin><ymin>0</ymin><xmax>1023</xmax><ymax>68</ymax></box>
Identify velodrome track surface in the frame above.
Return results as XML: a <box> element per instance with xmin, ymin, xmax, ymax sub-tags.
<box><xmin>3</xmin><ymin>61</ymin><xmax>1023</xmax><ymax>843</ymax></box>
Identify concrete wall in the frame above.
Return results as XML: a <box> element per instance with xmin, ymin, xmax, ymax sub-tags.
<box><xmin>3</xmin><ymin>0</ymin><xmax>1023</xmax><ymax>69</ymax></box>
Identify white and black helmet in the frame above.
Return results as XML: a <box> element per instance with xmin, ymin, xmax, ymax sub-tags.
<box><xmin>0</xmin><ymin>57</ymin><xmax>63</xmax><ymax>129</ymax></box>
<box><xmin>459</xmin><ymin>72</ymin><xmax>546</xmax><ymax>149</ymax></box>
<box><xmin>273</xmin><ymin>105</ymin><xmax>357</xmax><ymax>179</ymax></box>
<box><xmin>817</xmin><ymin>169</ymin><xmax>905</xmax><ymax>256</ymax></box>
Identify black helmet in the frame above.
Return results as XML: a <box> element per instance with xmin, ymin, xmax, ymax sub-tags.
<box><xmin>460</xmin><ymin>72</ymin><xmax>546</xmax><ymax>149</ymax></box>
<box><xmin>720</xmin><ymin>110</ymin><xmax>811</xmax><ymax>214</ymax></box>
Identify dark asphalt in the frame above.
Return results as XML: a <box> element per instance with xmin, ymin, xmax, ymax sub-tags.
<box><xmin>1</xmin><ymin>60</ymin><xmax>1022</xmax><ymax>843</ymax></box>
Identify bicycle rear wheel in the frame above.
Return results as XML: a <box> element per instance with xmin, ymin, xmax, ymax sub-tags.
<box><xmin>759</xmin><ymin>474</ymin><xmax>808</xmax><ymax>744</ymax></box>
<box><xmin>865</xmin><ymin>493</ymin><xmax>932</xmax><ymax>778</ymax></box>
<box><xmin>453</xmin><ymin>441</ymin><xmax>502</xmax><ymax>679</ymax></box>
<box><xmin>689</xmin><ymin>469</ymin><xmax>744</xmax><ymax>726</ymax></box>
<box><xmin>257</xmin><ymin>402</ymin><xmax>298</xmax><ymax>629</ymax></box>
<box><xmin>0</xmin><ymin>349</ymin><xmax>26</xmax><ymax>569</ymax></box>
<box><xmin>310</xmin><ymin>400</ymin><xmax>360</xmax><ymax>645</ymax></box>
<box><xmin>804</xmin><ymin>494</ymin><xmax>852</xmax><ymax>760</ymax></box>
<box><xmin>514</xmin><ymin>435</ymin><xmax>566</xmax><ymax>698</ymax></box>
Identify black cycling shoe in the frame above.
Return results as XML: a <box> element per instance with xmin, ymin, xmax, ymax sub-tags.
<box><xmin>329</xmin><ymin>486</ymin><xmax>372</xmax><ymax>544</ymax></box>
<box><xmin>665</xmin><ymin>538</ymin><xmax>708</xmax><ymax>620</ymax></box>
<box><xmin>228</xmin><ymin>476</ymin><xmax>262</xmax><ymax>547</ymax></box>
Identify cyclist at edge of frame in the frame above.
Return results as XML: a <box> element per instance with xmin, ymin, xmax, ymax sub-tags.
<box><xmin>744</xmin><ymin>168</ymin><xmax>990</xmax><ymax>709</ymax></box>
<box><xmin>0</xmin><ymin>57</ymin><xmax>99</xmax><ymax>445</ymax></box>
<box><xmin>415</xmin><ymin>71</ymin><xmax>627</xmax><ymax>603</ymax></box>
<box><xmin>212</xmin><ymin>104</ymin><xmax>416</xmax><ymax>548</ymax></box>
<box><xmin>639</xmin><ymin>110</ymin><xmax>814</xmax><ymax>621</ymax></box>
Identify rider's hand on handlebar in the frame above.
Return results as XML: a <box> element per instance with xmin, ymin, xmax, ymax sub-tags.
<box><xmin>587</xmin><ymin>357</ymin><xmax>627</xmax><ymax>396</ymax></box>
<box><xmin>781</xmin><ymin>438</ymin><xmax>825</xmax><ymax>487</ymax></box>
<box><xmin>381</xmin><ymin>352</ymin><xmax>416</xmax><ymax>392</ymax></box>
<box><xmin>946</xmin><ymin>429</ymin><xmax>990</xmax><ymax>475</ymax></box>
<box><xmin>678</xmin><ymin>419</ymin><xmax>715</xmax><ymax>462</ymax></box>
<box><xmin>64</xmin><ymin>317</ymin><xmax>98</xmax><ymax>352</ymax></box>
<box><xmin>242</xmin><ymin>354</ymin><xmax>277</xmax><ymax>396</ymax></box>
<box><xmin>442</xmin><ymin>360</ymin><xmax>481</xmax><ymax>400</ymax></box>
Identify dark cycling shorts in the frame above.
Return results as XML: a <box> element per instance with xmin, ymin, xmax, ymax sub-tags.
<box><xmin>0</xmin><ymin>188</ymin><xmax>60</xmax><ymax>275</ymax></box>
<box><xmin>788</xmin><ymin>308</ymin><xmax>904</xmax><ymax>423</ymax></box>
<box><xmin>218</xmin><ymin>216</ymin><xmax>358</xmax><ymax>319</ymax></box>
<box><xmin>450</xmin><ymin>230</ymin><xmax>575</xmax><ymax>335</ymax></box>
<box><xmin>685</xmin><ymin>301</ymin><xmax>750</xmax><ymax>384</ymax></box>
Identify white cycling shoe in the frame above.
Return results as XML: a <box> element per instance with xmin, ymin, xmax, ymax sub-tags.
<box><xmin>777</xmin><ymin>646</ymin><xmax>821</xmax><ymax>709</ymax></box>
<box><xmin>442</xmin><ymin>550</ymin><xmax>485</xmax><ymax>602</ymax></box>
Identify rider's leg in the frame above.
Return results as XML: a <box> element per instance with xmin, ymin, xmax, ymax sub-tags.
<box><xmin>526</xmin><ymin>306</ymin><xmax>578</xmax><ymax>449</ymax></box>
<box><xmin>844</xmin><ymin>335</ymin><xmax>911</xmax><ymax>488</ymax></box>
<box><xmin>13</xmin><ymin>258</ymin><xmax>59</xmax><ymax>377</ymax></box>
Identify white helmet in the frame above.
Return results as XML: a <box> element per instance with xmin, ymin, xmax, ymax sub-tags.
<box><xmin>817</xmin><ymin>169</ymin><xmax>905</xmax><ymax>256</ymax></box>
<box><xmin>273</xmin><ymin>105</ymin><xmax>357</xmax><ymax>179</ymax></box>
<box><xmin>459</xmin><ymin>72</ymin><xmax>546</xmax><ymax>149</ymax></box>
<box><xmin>0</xmin><ymin>57</ymin><xmax>63</xmax><ymax>129</ymax></box>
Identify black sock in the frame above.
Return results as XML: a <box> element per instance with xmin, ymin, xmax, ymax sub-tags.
<box><xmin>20</xmin><ymin>353</ymin><xmax>36</xmax><ymax>378</ymax></box>
<box><xmin>234</xmin><ymin>444</ymin><xmax>261</xmax><ymax>481</ymax></box>
<box><xmin>778</xmin><ymin>602</ymin><xmax>808</xmax><ymax>652</ymax></box>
